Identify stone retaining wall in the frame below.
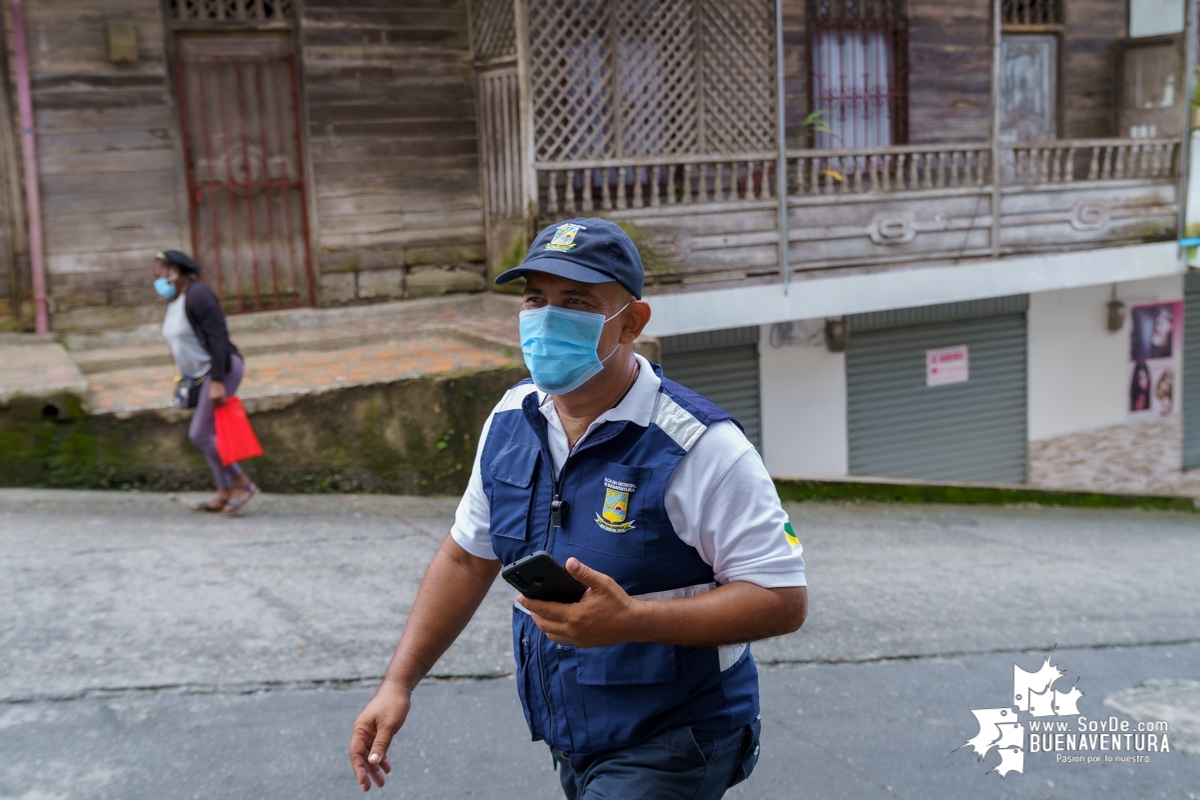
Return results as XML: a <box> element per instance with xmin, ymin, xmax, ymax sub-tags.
<box><xmin>0</xmin><ymin>365</ymin><xmax>527</xmax><ymax>495</ymax></box>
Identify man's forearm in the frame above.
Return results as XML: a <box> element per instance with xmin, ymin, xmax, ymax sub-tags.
<box><xmin>381</xmin><ymin>535</ymin><xmax>501</xmax><ymax>693</ymax></box>
<box><xmin>630</xmin><ymin>583</ymin><xmax>807</xmax><ymax>648</ymax></box>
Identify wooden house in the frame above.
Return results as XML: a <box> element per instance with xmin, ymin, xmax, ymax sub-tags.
<box><xmin>0</xmin><ymin>0</ymin><xmax>1196</xmax><ymax>485</ymax></box>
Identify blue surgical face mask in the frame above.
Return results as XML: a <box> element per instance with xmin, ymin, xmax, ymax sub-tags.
<box><xmin>519</xmin><ymin>302</ymin><xmax>631</xmax><ymax>395</ymax></box>
<box><xmin>154</xmin><ymin>277</ymin><xmax>177</xmax><ymax>299</ymax></box>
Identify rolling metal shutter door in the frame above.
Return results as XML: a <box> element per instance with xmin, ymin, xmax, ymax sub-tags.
<box><xmin>1184</xmin><ymin>272</ymin><xmax>1200</xmax><ymax>469</ymax></box>
<box><xmin>846</xmin><ymin>301</ymin><xmax>1028</xmax><ymax>483</ymax></box>
<box><xmin>660</xmin><ymin>327</ymin><xmax>762</xmax><ymax>450</ymax></box>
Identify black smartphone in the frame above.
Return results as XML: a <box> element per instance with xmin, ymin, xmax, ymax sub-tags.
<box><xmin>501</xmin><ymin>550</ymin><xmax>587</xmax><ymax>604</ymax></box>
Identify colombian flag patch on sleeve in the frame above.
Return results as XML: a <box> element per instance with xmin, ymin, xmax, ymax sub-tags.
<box><xmin>783</xmin><ymin>521</ymin><xmax>799</xmax><ymax>547</ymax></box>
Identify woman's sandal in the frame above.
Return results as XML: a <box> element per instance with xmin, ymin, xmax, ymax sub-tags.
<box><xmin>222</xmin><ymin>482</ymin><xmax>259</xmax><ymax>515</ymax></box>
<box><xmin>190</xmin><ymin>497</ymin><xmax>227</xmax><ymax>512</ymax></box>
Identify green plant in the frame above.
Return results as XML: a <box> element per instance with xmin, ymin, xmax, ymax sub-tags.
<box><xmin>794</xmin><ymin>109</ymin><xmax>844</xmax><ymax>182</ymax></box>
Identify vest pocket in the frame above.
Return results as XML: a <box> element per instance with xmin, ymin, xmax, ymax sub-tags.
<box><xmin>575</xmin><ymin>641</ymin><xmax>677</xmax><ymax>685</ymax></box>
<box><xmin>568</xmin><ymin>642</ymin><xmax>685</xmax><ymax>749</ymax></box>
<box><xmin>569</xmin><ymin>461</ymin><xmax>653</xmax><ymax>557</ymax></box>
<box><xmin>488</xmin><ymin>444</ymin><xmax>540</xmax><ymax>541</ymax></box>
<box><xmin>512</xmin><ymin>622</ymin><xmax>545</xmax><ymax>741</ymax></box>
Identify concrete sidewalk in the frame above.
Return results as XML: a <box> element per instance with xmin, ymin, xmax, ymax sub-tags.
<box><xmin>72</xmin><ymin>294</ymin><xmax>523</xmax><ymax>415</ymax></box>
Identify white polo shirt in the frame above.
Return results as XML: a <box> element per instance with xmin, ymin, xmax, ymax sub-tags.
<box><xmin>450</xmin><ymin>355</ymin><xmax>806</xmax><ymax>588</ymax></box>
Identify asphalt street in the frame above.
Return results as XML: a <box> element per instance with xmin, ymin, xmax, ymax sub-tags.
<box><xmin>1</xmin><ymin>489</ymin><xmax>1198</xmax><ymax>799</ymax></box>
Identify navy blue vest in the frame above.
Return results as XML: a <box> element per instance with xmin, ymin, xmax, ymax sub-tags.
<box><xmin>481</xmin><ymin>364</ymin><xmax>759</xmax><ymax>755</ymax></box>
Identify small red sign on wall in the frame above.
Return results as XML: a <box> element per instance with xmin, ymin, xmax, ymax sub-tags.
<box><xmin>926</xmin><ymin>345</ymin><xmax>969</xmax><ymax>387</ymax></box>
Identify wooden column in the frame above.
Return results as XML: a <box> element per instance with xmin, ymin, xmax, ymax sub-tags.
<box><xmin>989</xmin><ymin>0</ymin><xmax>1003</xmax><ymax>258</ymax></box>
<box><xmin>1178</xmin><ymin>0</ymin><xmax>1198</xmax><ymax>257</ymax></box>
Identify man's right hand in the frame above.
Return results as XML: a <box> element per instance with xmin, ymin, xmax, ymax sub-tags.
<box><xmin>350</xmin><ymin>683</ymin><xmax>410</xmax><ymax>791</ymax></box>
<box><xmin>345</xmin><ymin>536</ymin><xmax>501</xmax><ymax>791</ymax></box>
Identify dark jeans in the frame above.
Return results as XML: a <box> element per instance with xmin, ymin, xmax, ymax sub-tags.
<box><xmin>555</xmin><ymin>720</ymin><xmax>760</xmax><ymax>800</ymax></box>
<box><xmin>188</xmin><ymin>354</ymin><xmax>245</xmax><ymax>491</ymax></box>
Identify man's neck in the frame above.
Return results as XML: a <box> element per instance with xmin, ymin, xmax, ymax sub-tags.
<box><xmin>551</xmin><ymin>353</ymin><xmax>640</xmax><ymax>449</ymax></box>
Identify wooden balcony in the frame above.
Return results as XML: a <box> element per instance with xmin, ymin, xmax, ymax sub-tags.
<box><xmin>533</xmin><ymin>138</ymin><xmax>1182</xmax><ymax>293</ymax></box>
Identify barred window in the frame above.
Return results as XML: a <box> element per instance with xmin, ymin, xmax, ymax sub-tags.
<box><xmin>1001</xmin><ymin>0</ymin><xmax>1063</xmax><ymax>27</ymax></box>
<box><xmin>807</xmin><ymin>0</ymin><xmax>908</xmax><ymax>148</ymax></box>
<box><xmin>168</xmin><ymin>0</ymin><xmax>293</xmax><ymax>23</ymax></box>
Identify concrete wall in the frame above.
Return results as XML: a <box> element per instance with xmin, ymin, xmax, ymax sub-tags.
<box><xmin>1028</xmin><ymin>275</ymin><xmax>1184</xmax><ymax>441</ymax></box>
<box><xmin>759</xmin><ymin>322</ymin><xmax>848</xmax><ymax>478</ymax></box>
<box><xmin>0</xmin><ymin>364</ymin><xmax>525</xmax><ymax>494</ymax></box>
<box><xmin>757</xmin><ymin>274</ymin><xmax>1188</xmax><ymax>480</ymax></box>
<box><xmin>1129</xmin><ymin>0</ymin><xmax>1184</xmax><ymax>37</ymax></box>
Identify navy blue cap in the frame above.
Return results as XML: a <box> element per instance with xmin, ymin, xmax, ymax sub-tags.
<box><xmin>494</xmin><ymin>218</ymin><xmax>643</xmax><ymax>299</ymax></box>
<box><xmin>156</xmin><ymin>249</ymin><xmax>203</xmax><ymax>274</ymax></box>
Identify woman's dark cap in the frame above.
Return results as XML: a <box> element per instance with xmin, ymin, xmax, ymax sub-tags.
<box><xmin>157</xmin><ymin>250</ymin><xmax>203</xmax><ymax>274</ymax></box>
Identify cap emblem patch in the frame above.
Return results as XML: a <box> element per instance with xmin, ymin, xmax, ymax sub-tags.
<box><xmin>546</xmin><ymin>223</ymin><xmax>585</xmax><ymax>251</ymax></box>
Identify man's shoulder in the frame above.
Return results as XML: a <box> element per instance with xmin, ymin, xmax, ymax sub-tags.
<box><xmin>651</xmin><ymin>379</ymin><xmax>744</xmax><ymax>453</ymax></box>
<box><xmin>492</xmin><ymin>379</ymin><xmax>538</xmax><ymax>416</ymax></box>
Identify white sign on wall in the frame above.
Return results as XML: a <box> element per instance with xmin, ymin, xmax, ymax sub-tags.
<box><xmin>926</xmin><ymin>345</ymin><xmax>969</xmax><ymax>386</ymax></box>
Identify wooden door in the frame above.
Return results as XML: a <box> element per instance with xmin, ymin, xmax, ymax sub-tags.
<box><xmin>1000</xmin><ymin>34</ymin><xmax>1058</xmax><ymax>143</ymax></box>
<box><xmin>175</xmin><ymin>33</ymin><xmax>314</xmax><ymax>312</ymax></box>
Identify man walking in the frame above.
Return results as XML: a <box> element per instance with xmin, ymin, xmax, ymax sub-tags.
<box><xmin>350</xmin><ymin>218</ymin><xmax>807</xmax><ymax>798</ymax></box>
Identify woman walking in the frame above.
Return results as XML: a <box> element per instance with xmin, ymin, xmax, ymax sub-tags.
<box><xmin>154</xmin><ymin>250</ymin><xmax>258</xmax><ymax>514</ymax></box>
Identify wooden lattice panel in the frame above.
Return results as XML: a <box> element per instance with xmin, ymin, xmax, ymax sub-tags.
<box><xmin>700</xmin><ymin>1</ymin><xmax>774</xmax><ymax>154</ymax></box>
<box><xmin>529</xmin><ymin>0</ymin><xmax>776</xmax><ymax>163</ymax></box>
<box><xmin>615</xmin><ymin>0</ymin><xmax>699</xmax><ymax>156</ymax></box>
<box><xmin>1001</xmin><ymin>0</ymin><xmax>1062</xmax><ymax>26</ymax></box>
<box><xmin>529</xmin><ymin>0</ymin><xmax>614</xmax><ymax>162</ymax></box>
<box><xmin>169</xmin><ymin>0</ymin><xmax>293</xmax><ymax>22</ymax></box>
<box><xmin>471</xmin><ymin>0</ymin><xmax>517</xmax><ymax>62</ymax></box>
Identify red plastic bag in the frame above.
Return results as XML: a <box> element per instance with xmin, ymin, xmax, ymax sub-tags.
<box><xmin>214</xmin><ymin>397</ymin><xmax>264</xmax><ymax>467</ymax></box>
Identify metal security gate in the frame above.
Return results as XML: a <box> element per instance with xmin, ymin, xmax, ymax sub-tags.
<box><xmin>661</xmin><ymin>326</ymin><xmax>762</xmax><ymax>449</ymax></box>
<box><xmin>175</xmin><ymin>33</ymin><xmax>314</xmax><ymax>312</ymax></box>
<box><xmin>1184</xmin><ymin>272</ymin><xmax>1200</xmax><ymax>470</ymax></box>
<box><xmin>846</xmin><ymin>297</ymin><xmax>1028</xmax><ymax>482</ymax></box>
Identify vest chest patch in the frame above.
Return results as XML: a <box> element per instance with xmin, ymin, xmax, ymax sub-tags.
<box><xmin>596</xmin><ymin>477</ymin><xmax>637</xmax><ymax>533</ymax></box>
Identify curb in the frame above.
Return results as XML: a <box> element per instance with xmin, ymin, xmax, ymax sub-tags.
<box><xmin>773</xmin><ymin>477</ymin><xmax>1200</xmax><ymax>513</ymax></box>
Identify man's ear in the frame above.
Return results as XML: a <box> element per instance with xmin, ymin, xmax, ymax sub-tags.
<box><xmin>619</xmin><ymin>300</ymin><xmax>652</xmax><ymax>344</ymax></box>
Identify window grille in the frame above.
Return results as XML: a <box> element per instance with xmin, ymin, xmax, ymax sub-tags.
<box><xmin>528</xmin><ymin>0</ymin><xmax>776</xmax><ymax>163</ymax></box>
<box><xmin>168</xmin><ymin>0</ymin><xmax>293</xmax><ymax>23</ymax></box>
<box><xmin>807</xmin><ymin>0</ymin><xmax>908</xmax><ymax>148</ymax></box>
<box><xmin>1001</xmin><ymin>0</ymin><xmax>1062</xmax><ymax>26</ymax></box>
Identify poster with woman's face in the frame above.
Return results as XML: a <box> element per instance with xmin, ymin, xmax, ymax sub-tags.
<box><xmin>1128</xmin><ymin>301</ymin><xmax>1182</xmax><ymax>418</ymax></box>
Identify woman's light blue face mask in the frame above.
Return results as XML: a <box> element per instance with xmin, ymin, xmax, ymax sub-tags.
<box><xmin>154</xmin><ymin>276</ymin><xmax>177</xmax><ymax>299</ymax></box>
<box><xmin>518</xmin><ymin>302</ymin><xmax>631</xmax><ymax>395</ymax></box>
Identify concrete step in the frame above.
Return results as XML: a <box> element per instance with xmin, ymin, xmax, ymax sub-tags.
<box><xmin>63</xmin><ymin>294</ymin><xmax>522</xmax><ymax>352</ymax></box>
<box><xmin>68</xmin><ymin>295</ymin><xmax>523</xmax><ymax>374</ymax></box>
<box><xmin>71</xmin><ymin>316</ymin><xmax>520</xmax><ymax>374</ymax></box>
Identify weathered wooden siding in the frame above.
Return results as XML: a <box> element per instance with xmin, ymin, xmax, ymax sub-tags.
<box><xmin>1062</xmin><ymin>0</ymin><xmax>1126</xmax><ymax>138</ymax></box>
<box><xmin>907</xmin><ymin>0</ymin><xmax>991</xmax><ymax>143</ymax></box>
<box><xmin>25</xmin><ymin>0</ymin><xmax>186</xmax><ymax>331</ymax></box>
<box><xmin>300</xmin><ymin>0</ymin><xmax>486</xmax><ymax>304</ymax></box>
<box><xmin>585</xmin><ymin>175</ymin><xmax>1174</xmax><ymax>293</ymax></box>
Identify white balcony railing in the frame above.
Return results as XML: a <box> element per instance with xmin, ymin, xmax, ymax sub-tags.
<box><xmin>534</xmin><ymin>137</ymin><xmax>1182</xmax><ymax>213</ymax></box>
<box><xmin>1002</xmin><ymin>138</ymin><xmax>1181</xmax><ymax>184</ymax></box>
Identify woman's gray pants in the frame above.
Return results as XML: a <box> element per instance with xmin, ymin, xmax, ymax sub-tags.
<box><xmin>189</xmin><ymin>354</ymin><xmax>245</xmax><ymax>491</ymax></box>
